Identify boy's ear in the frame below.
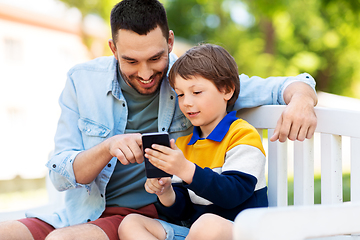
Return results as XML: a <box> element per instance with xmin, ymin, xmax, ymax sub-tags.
<box><xmin>223</xmin><ymin>87</ymin><xmax>235</xmax><ymax>101</ymax></box>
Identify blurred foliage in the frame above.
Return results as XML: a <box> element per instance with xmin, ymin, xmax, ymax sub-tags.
<box><xmin>58</xmin><ymin>0</ymin><xmax>360</xmax><ymax>98</ymax></box>
<box><xmin>58</xmin><ymin>0</ymin><xmax>118</xmax><ymax>21</ymax></box>
<box><xmin>287</xmin><ymin>173</ymin><xmax>350</xmax><ymax>205</ymax></box>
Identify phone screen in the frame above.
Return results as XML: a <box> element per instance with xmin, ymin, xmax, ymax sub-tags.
<box><xmin>142</xmin><ymin>132</ymin><xmax>172</xmax><ymax>178</ymax></box>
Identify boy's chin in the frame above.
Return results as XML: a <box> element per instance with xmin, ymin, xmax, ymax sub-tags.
<box><xmin>189</xmin><ymin>121</ymin><xmax>199</xmax><ymax>126</ymax></box>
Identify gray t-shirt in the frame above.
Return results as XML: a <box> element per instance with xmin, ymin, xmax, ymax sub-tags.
<box><xmin>105</xmin><ymin>73</ymin><xmax>160</xmax><ymax>208</ymax></box>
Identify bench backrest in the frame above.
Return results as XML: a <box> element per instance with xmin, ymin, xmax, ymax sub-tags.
<box><xmin>237</xmin><ymin>105</ymin><xmax>360</xmax><ymax>207</ymax></box>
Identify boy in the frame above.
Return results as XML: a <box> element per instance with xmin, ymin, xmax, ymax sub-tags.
<box><xmin>118</xmin><ymin>43</ymin><xmax>268</xmax><ymax>240</ymax></box>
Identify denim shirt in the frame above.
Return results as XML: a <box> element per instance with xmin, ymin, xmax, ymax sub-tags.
<box><xmin>26</xmin><ymin>54</ymin><xmax>315</xmax><ymax>228</ymax></box>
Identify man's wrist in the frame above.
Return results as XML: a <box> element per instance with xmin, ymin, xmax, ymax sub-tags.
<box><xmin>291</xmin><ymin>92</ymin><xmax>317</xmax><ymax>107</ymax></box>
<box><xmin>284</xmin><ymin>81</ymin><xmax>318</xmax><ymax>106</ymax></box>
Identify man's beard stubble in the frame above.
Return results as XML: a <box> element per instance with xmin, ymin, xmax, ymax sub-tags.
<box><xmin>119</xmin><ymin>61</ymin><xmax>169</xmax><ymax>96</ymax></box>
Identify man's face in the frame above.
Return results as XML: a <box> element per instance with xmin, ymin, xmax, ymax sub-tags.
<box><xmin>109</xmin><ymin>26</ymin><xmax>174</xmax><ymax>95</ymax></box>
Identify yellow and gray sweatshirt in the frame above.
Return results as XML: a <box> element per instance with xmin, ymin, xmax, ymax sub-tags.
<box><xmin>158</xmin><ymin>111</ymin><xmax>268</xmax><ymax>225</ymax></box>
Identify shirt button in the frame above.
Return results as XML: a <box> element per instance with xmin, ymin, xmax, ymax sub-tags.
<box><xmin>101</xmin><ymin>194</ymin><xmax>104</xmax><ymax>198</ymax></box>
<box><xmin>87</xmin><ymin>219</ymin><xmax>91</xmax><ymax>222</ymax></box>
<box><xmin>107</xmin><ymin>163</ymin><xmax>111</xmax><ymax>168</ymax></box>
<box><xmin>306</xmin><ymin>76</ymin><xmax>310</xmax><ymax>78</ymax></box>
<box><xmin>122</xmin><ymin>103</ymin><xmax>126</xmax><ymax>107</ymax></box>
<box><xmin>170</xmin><ymin>96</ymin><xmax>174</xmax><ymax>100</ymax></box>
<box><xmin>52</xmin><ymin>164</ymin><xmax>56</xmax><ymax>168</ymax></box>
<box><xmin>181</xmin><ymin>123</ymin><xmax>186</xmax><ymax>128</ymax></box>
<box><xmin>162</xmin><ymin>128</ymin><xmax>165</xmax><ymax>131</ymax></box>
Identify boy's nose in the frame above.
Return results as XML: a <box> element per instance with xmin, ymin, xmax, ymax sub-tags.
<box><xmin>183</xmin><ymin>95</ymin><xmax>193</xmax><ymax>107</ymax></box>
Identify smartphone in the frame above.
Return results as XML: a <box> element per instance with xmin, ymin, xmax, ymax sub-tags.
<box><xmin>142</xmin><ymin>132</ymin><xmax>173</xmax><ymax>178</ymax></box>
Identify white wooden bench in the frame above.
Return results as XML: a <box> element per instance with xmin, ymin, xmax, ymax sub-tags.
<box><xmin>234</xmin><ymin>105</ymin><xmax>360</xmax><ymax>240</ymax></box>
<box><xmin>2</xmin><ymin>105</ymin><xmax>360</xmax><ymax>240</ymax></box>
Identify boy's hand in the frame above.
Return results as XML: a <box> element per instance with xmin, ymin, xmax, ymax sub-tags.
<box><xmin>145</xmin><ymin>139</ymin><xmax>195</xmax><ymax>184</ymax></box>
<box><xmin>144</xmin><ymin>177</ymin><xmax>171</xmax><ymax>195</ymax></box>
<box><xmin>144</xmin><ymin>177</ymin><xmax>175</xmax><ymax>207</ymax></box>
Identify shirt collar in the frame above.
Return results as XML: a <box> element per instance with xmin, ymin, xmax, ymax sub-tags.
<box><xmin>104</xmin><ymin>57</ymin><xmax>122</xmax><ymax>100</ymax></box>
<box><xmin>188</xmin><ymin>111</ymin><xmax>238</xmax><ymax>145</ymax></box>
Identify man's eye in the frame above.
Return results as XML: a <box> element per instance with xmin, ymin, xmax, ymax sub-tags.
<box><xmin>125</xmin><ymin>59</ymin><xmax>137</xmax><ymax>64</ymax></box>
<box><xmin>151</xmin><ymin>56</ymin><xmax>161</xmax><ymax>61</ymax></box>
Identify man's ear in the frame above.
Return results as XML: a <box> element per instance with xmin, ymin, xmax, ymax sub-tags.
<box><xmin>108</xmin><ymin>39</ymin><xmax>118</xmax><ymax>61</ymax></box>
<box><xmin>168</xmin><ymin>30</ymin><xmax>175</xmax><ymax>53</ymax></box>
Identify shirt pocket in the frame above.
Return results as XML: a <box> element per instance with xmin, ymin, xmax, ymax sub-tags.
<box><xmin>169</xmin><ymin>112</ymin><xmax>191</xmax><ymax>132</ymax></box>
<box><xmin>168</xmin><ymin>111</ymin><xmax>193</xmax><ymax>142</ymax></box>
<box><xmin>78</xmin><ymin>118</ymin><xmax>111</xmax><ymax>148</ymax></box>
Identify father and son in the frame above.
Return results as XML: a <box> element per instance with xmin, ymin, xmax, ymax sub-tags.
<box><xmin>0</xmin><ymin>0</ymin><xmax>317</xmax><ymax>240</ymax></box>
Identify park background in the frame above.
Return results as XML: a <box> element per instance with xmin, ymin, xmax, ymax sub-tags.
<box><xmin>0</xmin><ymin>0</ymin><xmax>360</xmax><ymax>214</ymax></box>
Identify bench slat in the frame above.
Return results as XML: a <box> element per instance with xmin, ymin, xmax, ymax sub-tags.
<box><xmin>268</xmin><ymin>129</ymin><xmax>288</xmax><ymax>207</ymax></box>
<box><xmin>351</xmin><ymin>137</ymin><xmax>360</xmax><ymax>202</ymax></box>
<box><xmin>321</xmin><ymin>133</ymin><xmax>343</xmax><ymax>204</ymax></box>
<box><xmin>294</xmin><ymin>138</ymin><xmax>314</xmax><ymax>206</ymax></box>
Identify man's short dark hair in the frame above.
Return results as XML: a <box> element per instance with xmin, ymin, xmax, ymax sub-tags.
<box><xmin>110</xmin><ymin>0</ymin><xmax>169</xmax><ymax>44</ymax></box>
<box><xmin>168</xmin><ymin>44</ymin><xmax>240</xmax><ymax>106</ymax></box>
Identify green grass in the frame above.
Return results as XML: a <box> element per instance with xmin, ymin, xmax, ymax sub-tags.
<box><xmin>0</xmin><ymin>176</ymin><xmax>47</xmax><ymax>212</ymax></box>
<box><xmin>0</xmin><ymin>174</ymin><xmax>352</xmax><ymax>212</ymax></box>
<box><xmin>0</xmin><ymin>188</ymin><xmax>48</xmax><ymax>212</ymax></box>
<box><xmin>287</xmin><ymin>173</ymin><xmax>351</xmax><ymax>205</ymax></box>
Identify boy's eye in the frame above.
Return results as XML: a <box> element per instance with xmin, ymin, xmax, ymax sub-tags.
<box><xmin>194</xmin><ymin>91</ymin><xmax>202</xmax><ymax>95</ymax></box>
<box><xmin>177</xmin><ymin>93</ymin><xmax>184</xmax><ymax>98</ymax></box>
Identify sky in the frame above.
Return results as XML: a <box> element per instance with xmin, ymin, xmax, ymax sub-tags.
<box><xmin>0</xmin><ymin>0</ymin><xmax>87</xmax><ymax>180</ymax></box>
<box><xmin>0</xmin><ymin>0</ymin><xmax>82</xmax><ymax>23</ymax></box>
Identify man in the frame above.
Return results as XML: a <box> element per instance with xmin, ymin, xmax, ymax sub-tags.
<box><xmin>0</xmin><ymin>0</ymin><xmax>317</xmax><ymax>239</ymax></box>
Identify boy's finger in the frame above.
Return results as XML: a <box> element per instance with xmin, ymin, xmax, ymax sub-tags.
<box><xmin>158</xmin><ymin>177</ymin><xmax>171</xmax><ymax>185</ymax></box>
<box><xmin>151</xmin><ymin>143</ymin><xmax>172</xmax><ymax>155</ymax></box>
<box><xmin>145</xmin><ymin>180</ymin><xmax>162</xmax><ymax>193</ymax></box>
<box><xmin>170</xmin><ymin>139</ymin><xmax>178</xmax><ymax>150</ymax></box>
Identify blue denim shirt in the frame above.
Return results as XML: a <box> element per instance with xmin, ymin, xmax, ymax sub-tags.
<box><xmin>26</xmin><ymin>54</ymin><xmax>315</xmax><ymax>228</ymax></box>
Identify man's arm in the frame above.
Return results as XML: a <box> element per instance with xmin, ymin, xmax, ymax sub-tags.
<box><xmin>47</xmin><ymin>72</ymin><xmax>144</xmax><ymax>189</ymax></box>
<box><xmin>270</xmin><ymin>81</ymin><xmax>317</xmax><ymax>142</ymax></box>
<box><xmin>73</xmin><ymin>133</ymin><xmax>143</xmax><ymax>184</ymax></box>
<box><xmin>232</xmin><ymin>73</ymin><xmax>317</xmax><ymax>142</ymax></box>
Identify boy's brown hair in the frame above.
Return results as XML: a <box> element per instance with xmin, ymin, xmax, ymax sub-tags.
<box><xmin>168</xmin><ymin>43</ymin><xmax>240</xmax><ymax>106</ymax></box>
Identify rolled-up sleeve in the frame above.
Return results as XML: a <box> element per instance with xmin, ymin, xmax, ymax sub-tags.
<box><xmin>232</xmin><ymin>73</ymin><xmax>316</xmax><ymax>110</ymax></box>
<box><xmin>46</xmin><ymin>72</ymin><xmax>91</xmax><ymax>192</ymax></box>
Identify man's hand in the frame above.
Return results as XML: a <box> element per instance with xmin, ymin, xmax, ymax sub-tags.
<box><xmin>270</xmin><ymin>82</ymin><xmax>317</xmax><ymax>142</ymax></box>
<box><xmin>108</xmin><ymin>133</ymin><xmax>144</xmax><ymax>165</ymax></box>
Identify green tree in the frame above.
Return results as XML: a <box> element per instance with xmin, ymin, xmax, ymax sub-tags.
<box><xmin>241</xmin><ymin>0</ymin><xmax>360</xmax><ymax>96</ymax></box>
<box><xmin>59</xmin><ymin>0</ymin><xmax>117</xmax><ymax>22</ymax></box>
<box><xmin>59</xmin><ymin>0</ymin><xmax>360</xmax><ymax>98</ymax></box>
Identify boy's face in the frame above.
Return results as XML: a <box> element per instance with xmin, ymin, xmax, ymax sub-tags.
<box><xmin>109</xmin><ymin>26</ymin><xmax>174</xmax><ymax>95</ymax></box>
<box><xmin>174</xmin><ymin>75</ymin><xmax>234</xmax><ymax>138</ymax></box>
